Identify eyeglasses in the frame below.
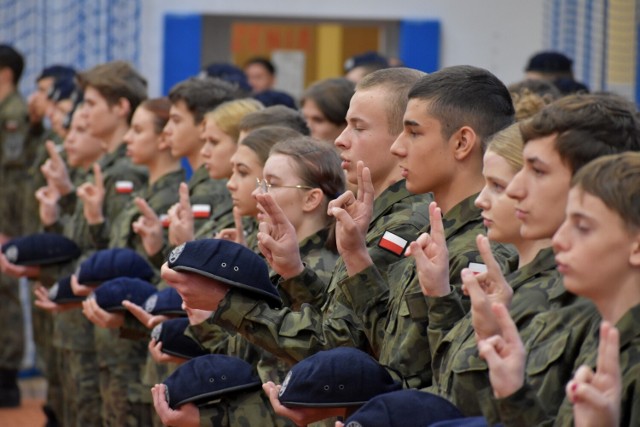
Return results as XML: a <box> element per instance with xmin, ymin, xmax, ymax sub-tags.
<box><xmin>255</xmin><ymin>178</ymin><xmax>314</xmax><ymax>193</ymax></box>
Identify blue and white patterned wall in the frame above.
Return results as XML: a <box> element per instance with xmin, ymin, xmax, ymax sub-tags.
<box><xmin>0</xmin><ymin>0</ymin><xmax>141</xmax><ymax>97</ymax></box>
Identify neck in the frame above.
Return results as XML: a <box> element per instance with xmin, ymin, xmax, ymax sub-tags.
<box><xmin>373</xmin><ymin>168</ymin><xmax>403</xmax><ymax>199</ymax></box>
<box><xmin>594</xmin><ymin>274</ymin><xmax>640</xmax><ymax>325</ymax></box>
<box><xmin>295</xmin><ymin>216</ymin><xmax>327</xmax><ymax>244</ymax></box>
<box><xmin>514</xmin><ymin>238</ymin><xmax>552</xmax><ymax>268</ymax></box>
<box><xmin>103</xmin><ymin>124</ymin><xmax>129</xmax><ymax>153</ymax></box>
<box><xmin>435</xmin><ymin>175</ymin><xmax>484</xmax><ymax>215</ymax></box>
<box><xmin>146</xmin><ymin>155</ymin><xmax>181</xmax><ymax>185</ymax></box>
<box><xmin>187</xmin><ymin>150</ymin><xmax>203</xmax><ymax>170</ymax></box>
<box><xmin>0</xmin><ymin>83</ymin><xmax>14</xmax><ymax>103</ymax></box>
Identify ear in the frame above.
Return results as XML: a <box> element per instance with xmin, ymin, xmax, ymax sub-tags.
<box><xmin>157</xmin><ymin>132</ymin><xmax>171</xmax><ymax>151</ymax></box>
<box><xmin>629</xmin><ymin>232</ymin><xmax>640</xmax><ymax>268</ymax></box>
<box><xmin>301</xmin><ymin>188</ymin><xmax>324</xmax><ymax>213</ymax></box>
<box><xmin>451</xmin><ymin>126</ymin><xmax>479</xmax><ymax>161</ymax></box>
<box><xmin>113</xmin><ymin>97</ymin><xmax>132</xmax><ymax>120</ymax></box>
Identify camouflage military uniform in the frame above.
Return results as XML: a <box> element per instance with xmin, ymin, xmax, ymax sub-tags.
<box><xmin>423</xmin><ymin>247</ymin><xmax>572</xmax><ymax>417</ymax></box>
<box><xmin>0</xmin><ymin>90</ymin><xmax>28</xmax><ymax>405</ymax></box>
<box><xmin>484</xmin><ymin>301</ymin><xmax>638</xmax><ymax>427</ymax></box>
<box><xmin>148</xmin><ymin>165</ymin><xmax>232</xmax><ymax>268</ymax></box>
<box><xmin>47</xmin><ymin>143</ymin><xmax>146</xmax><ymax>426</ymax></box>
<box><xmin>88</xmin><ymin>143</ymin><xmax>148</xmax><ymax>249</ymax></box>
<box><xmin>199</xmin><ymin>388</ymin><xmax>294</xmax><ymax>427</ymax></box>
<box><xmin>94</xmin><ymin>164</ymin><xmax>185</xmax><ymax>427</ymax></box>
<box><xmin>337</xmin><ymin>193</ymin><xmax>517</xmax><ymax>389</ymax></box>
<box><xmin>211</xmin><ymin>180</ymin><xmax>430</xmax><ymax>366</ymax></box>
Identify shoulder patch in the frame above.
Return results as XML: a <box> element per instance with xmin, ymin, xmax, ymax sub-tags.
<box><xmin>468</xmin><ymin>262</ymin><xmax>487</xmax><ymax>275</ymax></box>
<box><xmin>115</xmin><ymin>180</ymin><xmax>134</xmax><ymax>194</ymax></box>
<box><xmin>192</xmin><ymin>204</ymin><xmax>211</xmax><ymax>219</ymax></box>
<box><xmin>378</xmin><ymin>231</ymin><xmax>408</xmax><ymax>256</ymax></box>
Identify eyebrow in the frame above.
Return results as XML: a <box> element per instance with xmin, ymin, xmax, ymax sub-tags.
<box><xmin>404</xmin><ymin>119</ymin><xmax>420</xmax><ymax>127</ymax></box>
<box><xmin>524</xmin><ymin>156</ymin><xmax>548</xmax><ymax>168</ymax></box>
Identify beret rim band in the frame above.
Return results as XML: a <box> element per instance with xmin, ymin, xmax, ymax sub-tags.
<box><xmin>170</xmin><ymin>380</ymin><xmax>263</xmax><ymax>408</ymax></box>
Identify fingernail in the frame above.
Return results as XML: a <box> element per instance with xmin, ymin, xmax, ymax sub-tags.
<box><xmin>571</xmin><ymin>383</ymin><xmax>577</xmax><ymax>392</ymax></box>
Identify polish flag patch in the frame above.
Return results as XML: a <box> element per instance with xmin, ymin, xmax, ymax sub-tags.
<box><xmin>115</xmin><ymin>180</ymin><xmax>134</xmax><ymax>194</ymax></box>
<box><xmin>192</xmin><ymin>204</ymin><xmax>211</xmax><ymax>219</ymax></box>
<box><xmin>160</xmin><ymin>214</ymin><xmax>171</xmax><ymax>228</ymax></box>
<box><xmin>378</xmin><ymin>231</ymin><xmax>408</xmax><ymax>256</ymax></box>
<box><xmin>468</xmin><ymin>262</ymin><xmax>487</xmax><ymax>275</ymax></box>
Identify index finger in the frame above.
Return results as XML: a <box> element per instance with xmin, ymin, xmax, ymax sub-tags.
<box><xmin>135</xmin><ymin>197</ymin><xmax>159</xmax><ymax>220</ymax></box>
<box><xmin>356</xmin><ymin>161</ymin><xmax>375</xmax><ymax>207</ymax></box>
<box><xmin>92</xmin><ymin>163</ymin><xmax>104</xmax><ymax>191</ymax></box>
<box><xmin>45</xmin><ymin>140</ymin><xmax>63</xmax><ymax>164</ymax></box>
<box><xmin>122</xmin><ymin>300</ymin><xmax>153</xmax><ymax>326</ymax></box>
<box><xmin>232</xmin><ymin>207</ymin><xmax>245</xmax><ymax>245</ymax></box>
<box><xmin>178</xmin><ymin>182</ymin><xmax>190</xmax><ymax>211</ymax></box>
<box><xmin>256</xmin><ymin>193</ymin><xmax>288</xmax><ymax>227</ymax></box>
<box><xmin>428</xmin><ymin>202</ymin><xmax>446</xmax><ymax>246</ymax></box>
<box><xmin>476</xmin><ymin>235</ymin><xmax>503</xmax><ymax>277</ymax></box>
<box><xmin>596</xmin><ymin>321</ymin><xmax>620</xmax><ymax>378</ymax></box>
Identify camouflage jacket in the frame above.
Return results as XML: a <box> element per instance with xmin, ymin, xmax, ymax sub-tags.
<box><xmin>198</xmin><ymin>388</ymin><xmax>295</xmax><ymax>427</ymax></box>
<box><xmin>188</xmin><ymin>227</ymin><xmax>340</xmax><ymax>382</ymax></box>
<box><xmin>0</xmin><ymin>91</ymin><xmax>29</xmax><ymax>235</ymax></box>
<box><xmin>211</xmin><ymin>180</ymin><xmax>429</xmax><ymax>365</ymax></box>
<box><xmin>148</xmin><ymin>165</ymin><xmax>232</xmax><ymax>268</ymax></box>
<box><xmin>88</xmin><ymin>143</ymin><xmax>148</xmax><ymax>249</ymax></box>
<box><xmin>491</xmin><ymin>302</ymin><xmax>638</xmax><ymax>427</ymax></box>
<box><xmin>425</xmin><ymin>247</ymin><xmax>572</xmax><ymax>416</ymax></box>
<box><xmin>109</xmin><ymin>168</ymin><xmax>184</xmax><ymax>261</ymax></box>
<box><xmin>338</xmin><ymin>193</ymin><xmax>517</xmax><ymax>389</ymax></box>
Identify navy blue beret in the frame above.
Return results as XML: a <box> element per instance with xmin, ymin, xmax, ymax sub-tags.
<box><xmin>253</xmin><ymin>90</ymin><xmax>297</xmax><ymax>109</ymax></box>
<box><xmin>91</xmin><ymin>277</ymin><xmax>157</xmax><ymax>312</ymax></box>
<box><xmin>343</xmin><ymin>390</ymin><xmax>464</xmax><ymax>427</ymax></box>
<box><xmin>48</xmin><ymin>75</ymin><xmax>77</xmax><ymax>102</ymax></box>
<box><xmin>167</xmin><ymin>239</ymin><xmax>282</xmax><ymax>307</ymax></box>
<box><xmin>150</xmin><ymin>317</ymin><xmax>207</xmax><ymax>360</ymax></box>
<box><xmin>525</xmin><ymin>51</ymin><xmax>573</xmax><ymax>73</ymax></box>
<box><xmin>37</xmin><ymin>65</ymin><xmax>75</xmax><ymax>82</ymax></box>
<box><xmin>278</xmin><ymin>347</ymin><xmax>402</xmax><ymax>408</ymax></box>
<box><xmin>344</xmin><ymin>51</ymin><xmax>389</xmax><ymax>72</ymax></box>
<box><xmin>48</xmin><ymin>275</ymin><xmax>85</xmax><ymax>304</ymax></box>
<box><xmin>163</xmin><ymin>354</ymin><xmax>262</xmax><ymax>409</ymax></box>
<box><xmin>77</xmin><ymin>248</ymin><xmax>155</xmax><ymax>286</ymax></box>
<box><xmin>2</xmin><ymin>233</ymin><xmax>81</xmax><ymax>266</ymax></box>
<box><xmin>144</xmin><ymin>287</ymin><xmax>185</xmax><ymax>315</ymax></box>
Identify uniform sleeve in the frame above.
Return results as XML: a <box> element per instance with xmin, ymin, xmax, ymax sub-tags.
<box><xmin>186</xmin><ymin>318</ymin><xmax>231</xmax><ymax>354</ymax></box>
<box><xmin>491</xmin><ymin>383</ymin><xmax>554</xmax><ymax>427</ymax></box>
<box><xmin>276</xmin><ymin>266</ymin><xmax>330</xmax><ymax>311</ymax></box>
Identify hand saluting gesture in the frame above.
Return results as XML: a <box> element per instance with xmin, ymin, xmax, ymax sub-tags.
<box><xmin>77</xmin><ymin>163</ymin><xmax>106</xmax><ymax>224</ymax></box>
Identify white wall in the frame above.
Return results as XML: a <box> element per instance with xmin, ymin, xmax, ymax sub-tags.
<box><xmin>140</xmin><ymin>0</ymin><xmax>545</xmax><ymax>96</ymax></box>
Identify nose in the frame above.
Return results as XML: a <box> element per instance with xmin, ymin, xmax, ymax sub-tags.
<box><xmin>390</xmin><ymin>132</ymin><xmax>406</xmax><ymax>158</ymax></box>
<box><xmin>334</xmin><ymin>126</ymin><xmax>350</xmax><ymax>150</ymax></box>
<box><xmin>474</xmin><ymin>185</ymin><xmax>490</xmax><ymax>210</ymax></box>
<box><xmin>551</xmin><ymin>219</ymin><xmax>570</xmax><ymax>253</ymax></box>
<box><xmin>506</xmin><ymin>169</ymin><xmax>525</xmax><ymax>201</ymax></box>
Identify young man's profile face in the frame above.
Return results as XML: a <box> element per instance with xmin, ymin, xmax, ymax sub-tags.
<box><xmin>506</xmin><ymin>135</ymin><xmax>572</xmax><ymax>240</ymax></box>
<box><xmin>164</xmin><ymin>100</ymin><xmax>202</xmax><ymax>159</ymax></box>
<box><xmin>390</xmin><ymin>98</ymin><xmax>453</xmax><ymax>196</ymax></box>
<box><xmin>334</xmin><ymin>87</ymin><xmax>398</xmax><ymax>191</ymax></box>
<box><xmin>552</xmin><ymin>187</ymin><xmax>637</xmax><ymax>302</ymax></box>
<box><xmin>80</xmin><ymin>86</ymin><xmax>119</xmax><ymax>142</ymax></box>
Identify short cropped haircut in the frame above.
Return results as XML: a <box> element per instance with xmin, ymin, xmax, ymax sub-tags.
<box><xmin>168</xmin><ymin>77</ymin><xmax>237</xmax><ymax>125</ymax></box>
<box><xmin>239</xmin><ymin>105</ymin><xmax>309</xmax><ymax>135</ymax></box>
<box><xmin>520</xmin><ymin>93</ymin><xmax>640</xmax><ymax>174</ymax></box>
<box><xmin>244</xmin><ymin>57</ymin><xmax>276</xmax><ymax>76</ymax></box>
<box><xmin>204</xmin><ymin>98</ymin><xmax>264</xmax><ymax>142</ymax></box>
<box><xmin>572</xmin><ymin>152</ymin><xmax>640</xmax><ymax>231</ymax></box>
<box><xmin>409</xmin><ymin>65</ymin><xmax>515</xmax><ymax>145</ymax></box>
<box><xmin>301</xmin><ymin>78</ymin><xmax>355</xmax><ymax>127</ymax></box>
<box><xmin>357</xmin><ymin>67</ymin><xmax>426</xmax><ymax>136</ymax></box>
<box><xmin>78</xmin><ymin>61</ymin><xmax>148</xmax><ymax>124</ymax></box>
<box><xmin>0</xmin><ymin>45</ymin><xmax>24</xmax><ymax>85</ymax></box>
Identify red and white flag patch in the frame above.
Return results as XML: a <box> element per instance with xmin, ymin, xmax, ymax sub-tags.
<box><xmin>160</xmin><ymin>214</ymin><xmax>171</xmax><ymax>228</ymax></box>
<box><xmin>378</xmin><ymin>231</ymin><xmax>408</xmax><ymax>256</ymax></box>
<box><xmin>192</xmin><ymin>204</ymin><xmax>211</xmax><ymax>219</ymax></box>
<box><xmin>115</xmin><ymin>180</ymin><xmax>134</xmax><ymax>194</ymax></box>
<box><xmin>468</xmin><ymin>262</ymin><xmax>487</xmax><ymax>275</ymax></box>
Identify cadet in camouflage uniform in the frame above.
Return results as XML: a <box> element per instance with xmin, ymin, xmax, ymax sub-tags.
<box><xmin>0</xmin><ymin>44</ymin><xmax>28</xmax><ymax>408</ymax></box>
<box><xmin>180</xmin><ymin>68</ymin><xmax>430</xmax><ymax>371</ymax></box>
<box><xmin>331</xmin><ymin>66</ymin><xmax>517</xmax><ymax>392</ymax></box>
<box><xmin>141</xmin><ymin>78</ymin><xmax>238</xmax><ymax>268</ymax></box>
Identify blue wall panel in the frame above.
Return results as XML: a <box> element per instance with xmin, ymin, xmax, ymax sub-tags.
<box><xmin>399</xmin><ymin>20</ymin><xmax>441</xmax><ymax>73</ymax></box>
